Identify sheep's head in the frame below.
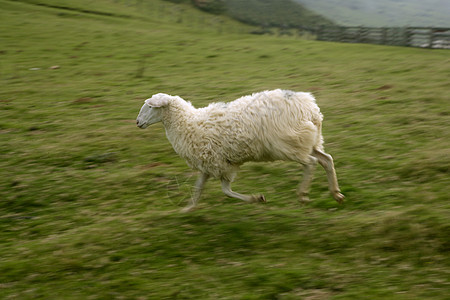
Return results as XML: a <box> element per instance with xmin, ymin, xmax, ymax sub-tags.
<box><xmin>136</xmin><ymin>93</ymin><xmax>171</xmax><ymax>129</ymax></box>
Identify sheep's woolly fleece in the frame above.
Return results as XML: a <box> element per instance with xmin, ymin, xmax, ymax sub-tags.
<box><xmin>151</xmin><ymin>89</ymin><xmax>325</xmax><ymax>181</ymax></box>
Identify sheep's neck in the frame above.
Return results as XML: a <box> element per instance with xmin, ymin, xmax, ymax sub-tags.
<box><xmin>162</xmin><ymin>104</ymin><xmax>197</xmax><ymax>156</ymax></box>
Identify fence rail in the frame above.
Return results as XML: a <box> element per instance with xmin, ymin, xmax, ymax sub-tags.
<box><xmin>315</xmin><ymin>26</ymin><xmax>450</xmax><ymax>49</ymax></box>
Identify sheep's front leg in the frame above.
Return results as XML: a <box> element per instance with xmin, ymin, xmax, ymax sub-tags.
<box><xmin>181</xmin><ymin>173</ymin><xmax>209</xmax><ymax>212</ymax></box>
<box><xmin>221</xmin><ymin>179</ymin><xmax>266</xmax><ymax>204</ymax></box>
<box><xmin>297</xmin><ymin>156</ymin><xmax>317</xmax><ymax>203</ymax></box>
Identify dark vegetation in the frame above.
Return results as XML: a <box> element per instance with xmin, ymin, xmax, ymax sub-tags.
<box><xmin>171</xmin><ymin>0</ymin><xmax>335</xmax><ymax>28</ymax></box>
<box><xmin>224</xmin><ymin>0</ymin><xmax>334</xmax><ymax>28</ymax></box>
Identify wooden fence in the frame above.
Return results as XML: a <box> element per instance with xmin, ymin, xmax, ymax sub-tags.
<box><xmin>315</xmin><ymin>26</ymin><xmax>450</xmax><ymax>49</ymax></box>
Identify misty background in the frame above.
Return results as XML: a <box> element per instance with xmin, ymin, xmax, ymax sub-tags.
<box><xmin>295</xmin><ymin>0</ymin><xmax>450</xmax><ymax>27</ymax></box>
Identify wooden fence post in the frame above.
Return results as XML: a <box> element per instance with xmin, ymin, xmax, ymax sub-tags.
<box><xmin>381</xmin><ymin>27</ymin><xmax>387</xmax><ymax>45</ymax></box>
<box><xmin>429</xmin><ymin>28</ymin><xmax>434</xmax><ymax>48</ymax></box>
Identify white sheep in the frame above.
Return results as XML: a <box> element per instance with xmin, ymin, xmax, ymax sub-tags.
<box><xmin>136</xmin><ymin>89</ymin><xmax>344</xmax><ymax>212</ymax></box>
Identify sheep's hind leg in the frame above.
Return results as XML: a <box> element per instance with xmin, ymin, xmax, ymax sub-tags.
<box><xmin>297</xmin><ymin>156</ymin><xmax>317</xmax><ymax>204</ymax></box>
<box><xmin>221</xmin><ymin>179</ymin><xmax>266</xmax><ymax>204</ymax></box>
<box><xmin>312</xmin><ymin>149</ymin><xmax>345</xmax><ymax>203</ymax></box>
<box><xmin>181</xmin><ymin>173</ymin><xmax>209</xmax><ymax>212</ymax></box>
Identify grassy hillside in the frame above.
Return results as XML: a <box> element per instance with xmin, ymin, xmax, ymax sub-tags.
<box><xmin>1</xmin><ymin>0</ymin><xmax>449</xmax><ymax>299</ymax></box>
<box><xmin>295</xmin><ymin>0</ymin><xmax>450</xmax><ymax>27</ymax></box>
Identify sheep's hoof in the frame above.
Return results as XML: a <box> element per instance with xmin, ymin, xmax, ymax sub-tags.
<box><xmin>250</xmin><ymin>194</ymin><xmax>266</xmax><ymax>203</ymax></box>
<box><xmin>257</xmin><ymin>194</ymin><xmax>266</xmax><ymax>203</ymax></box>
<box><xmin>333</xmin><ymin>192</ymin><xmax>345</xmax><ymax>204</ymax></box>
<box><xmin>180</xmin><ymin>205</ymin><xmax>196</xmax><ymax>213</ymax></box>
<box><xmin>299</xmin><ymin>195</ymin><xmax>312</xmax><ymax>204</ymax></box>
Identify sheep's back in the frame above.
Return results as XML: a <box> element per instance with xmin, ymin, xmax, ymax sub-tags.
<box><xmin>197</xmin><ymin>90</ymin><xmax>323</xmax><ymax>164</ymax></box>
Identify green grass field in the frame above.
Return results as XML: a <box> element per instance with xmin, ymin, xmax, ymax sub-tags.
<box><xmin>1</xmin><ymin>0</ymin><xmax>449</xmax><ymax>299</ymax></box>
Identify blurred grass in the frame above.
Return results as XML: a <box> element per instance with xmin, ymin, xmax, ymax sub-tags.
<box><xmin>1</xmin><ymin>0</ymin><xmax>449</xmax><ymax>299</ymax></box>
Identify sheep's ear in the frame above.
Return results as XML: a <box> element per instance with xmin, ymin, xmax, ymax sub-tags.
<box><xmin>145</xmin><ymin>93</ymin><xmax>170</xmax><ymax>108</ymax></box>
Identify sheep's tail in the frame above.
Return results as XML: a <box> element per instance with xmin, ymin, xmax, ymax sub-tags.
<box><xmin>312</xmin><ymin>117</ymin><xmax>325</xmax><ymax>152</ymax></box>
